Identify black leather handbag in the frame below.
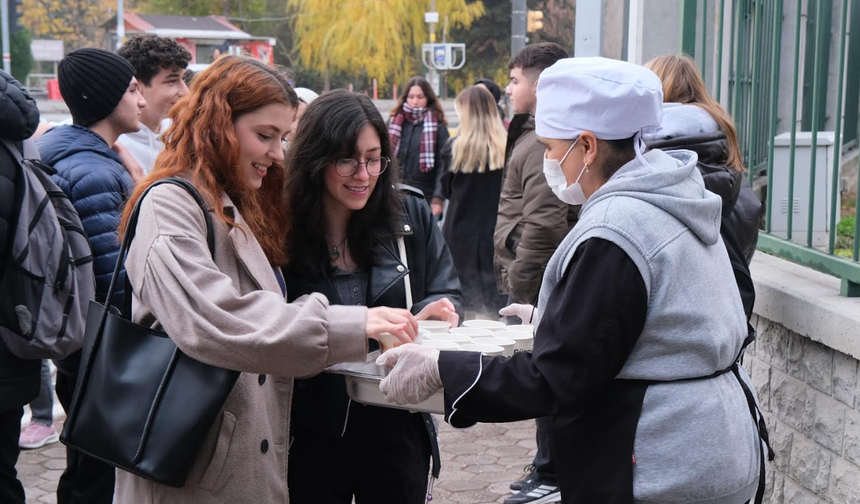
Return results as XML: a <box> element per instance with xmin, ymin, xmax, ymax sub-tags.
<box><xmin>60</xmin><ymin>177</ymin><xmax>240</xmax><ymax>487</ymax></box>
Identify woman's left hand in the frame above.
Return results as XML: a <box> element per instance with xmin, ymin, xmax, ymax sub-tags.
<box><xmin>415</xmin><ymin>297</ymin><xmax>459</xmax><ymax>327</ymax></box>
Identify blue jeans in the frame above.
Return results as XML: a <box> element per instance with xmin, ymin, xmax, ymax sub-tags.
<box><xmin>28</xmin><ymin>360</ymin><xmax>54</xmax><ymax>426</ymax></box>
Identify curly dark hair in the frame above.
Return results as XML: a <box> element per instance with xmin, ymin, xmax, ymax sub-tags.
<box><xmin>117</xmin><ymin>34</ymin><xmax>192</xmax><ymax>86</ymax></box>
<box><xmin>284</xmin><ymin>90</ymin><xmax>402</xmax><ymax>280</ymax></box>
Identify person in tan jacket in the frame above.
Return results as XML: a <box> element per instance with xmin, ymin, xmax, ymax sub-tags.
<box><xmin>113</xmin><ymin>56</ymin><xmax>418</xmax><ymax>504</ymax></box>
<box><xmin>494</xmin><ymin>44</ymin><xmax>579</xmax><ymax>308</ymax></box>
<box><xmin>492</xmin><ymin>43</ymin><xmax>574</xmax><ymax>504</ymax></box>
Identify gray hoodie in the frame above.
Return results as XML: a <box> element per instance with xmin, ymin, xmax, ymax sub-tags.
<box><xmin>537</xmin><ymin>148</ymin><xmax>761</xmax><ymax>503</ymax></box>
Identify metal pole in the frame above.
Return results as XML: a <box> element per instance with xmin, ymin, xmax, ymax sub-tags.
<box><xmin>807</xmin><ymin>0</ymin><xmax>825</xmax><ymax>248</ymax></box>
<box><xmin>680</xmin><ymin>0</ymin><xmax>698</xmax><ymax>57</ymax></box>
<box><xmin>829</xmin><ymin>0</ymin><xmax>849</xmax><ymax>253</ymax></box>
<box><xmin>428</xmin><ymin>0</ymin><xmax>439</xmax><ymax>97</ymax></box>
<box><xmin>429</xmin><ymin>0</ymin><xmax>436</xmax><ymax>43</ymax></box>
<box><xmin>786</xmin><ymin>0</ymin><xmax>803</xmax><ymax>241</ymax></box>
<box><xmin>626</xmin><ymin>0</ymin><xmax>642</xmax><ymax>63</ymax></box>
<box><xmin>117</xmin><ymin>0</ymin><xmax>125</xmax><ymax>50</ymax></box>
<box><xmin>1</xmin><ymin>0</ymin><xmax>11</xmax><ymax>74</ymax></box>
<box><xmin>748</xmin><ymin>0</ymin><xmax>764</xmax><ymax>182</ymax></box>
<box><xmin>716</xmin><ymin>0</ymin><xmax>726</xmax><ymax>101</ymax></box>
<box><xmin>765</xmin><ymin>0</ymin><xmax>784</xmax><ymax>233</ymax></box>
<box><xmin>701</xmin><ymin>0</ymin><xmax>708</xmax><ymax>79</ymax></box>
<box><xmin>512</xmin><ymin>0</ymin><xmax>527</xmax><ymax>56</ymax></box>
<box><xmin>732</xmin><ymin>0</ymin><xmax>746</xmax><ymax>135</ymax></box>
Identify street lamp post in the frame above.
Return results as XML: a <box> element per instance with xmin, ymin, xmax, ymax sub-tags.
<box><xmin>1</xmin><ymin>0</ymin><xmax>11</xmax><ymax>73</ymax></box>
<box><xmin>117</xmin><ymin>0</ymin><xmax>125</xmax><ymax>50</ymax></box>
<box><xmin>511</xmin><ymin>0</ymin><xmax>526</xmax><ymax>56</ymax></box>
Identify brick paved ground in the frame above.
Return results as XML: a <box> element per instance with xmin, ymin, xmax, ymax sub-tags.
<box><xmin>19</xmin><ymin>416</ymin><xmax>537</xmax><ymax>504</ymax></box>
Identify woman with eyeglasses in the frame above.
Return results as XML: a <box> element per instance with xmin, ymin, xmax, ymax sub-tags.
<box><xmin>282</xmin><ymin>89</ymin><xmax>463</xmax><ymax>504</ymax></box>
<box><xmin>389</xmin><ymin>76</ymin><xmax>450</xmax><ymax>216</ymax></box>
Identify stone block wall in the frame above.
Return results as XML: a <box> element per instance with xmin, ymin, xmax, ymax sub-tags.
<box><xmin>745</xmin><ymin>314</ymin><xmax>860</xmax><ymax>504</ymax></box>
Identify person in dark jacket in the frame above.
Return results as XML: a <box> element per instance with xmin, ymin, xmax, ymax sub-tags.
<box><xmin>441</xmin><ymin>86</ymin><xmax>508</xmax><ymax>316</ymax></box>
<box><xmin>644</xmin><ymin>54</ymin><xmax>762</xmax><ymax>320</ymax></box>
<box><xmin>475</xmin><ymin>77</ymin><xmax>507</xmax><ymax>125</ymax></box>
<box><xmin>0</xmin><ymin>69</ymin><xmax>42</xmax><ymax>504</ymax></box>
<box><xmin>388</xmin><ymin>76</ymin><xmax>450</xmax><ymax>216</ymax></box>
<box><xmin>284</xmin><ymin>90</ymin><xmax>463</xmax><ymax>504</ymax></box>
<box><xmin>35</xmin><ymin>47</ymin><xmax>145</xmax><ymax>504</ymax></box>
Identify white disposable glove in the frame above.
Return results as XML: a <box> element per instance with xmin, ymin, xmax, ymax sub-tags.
<box><xmin>498</xmin><ymin>303</ymin><xmax>536</xmax><ymax>324</ymax></box>
<box><xmin>376</xmin><ymin>344</ymin><xmax>442</xmax><ymax>405</ymax></box>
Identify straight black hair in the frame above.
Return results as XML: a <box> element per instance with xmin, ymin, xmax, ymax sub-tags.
<box><xmin>600</xmin><ymin>137</ymin><xmax>636</xmax><ymax>180</ymax></box>
<box><xmin>284</xmin><ymin>89</ymin><xmax>402</xmax><ymax>280</ymax></box>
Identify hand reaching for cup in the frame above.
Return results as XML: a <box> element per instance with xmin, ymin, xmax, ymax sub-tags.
<box><xmin>415</xmin><ymin>297</ymin><xmax>459</xmax><ymax>327</ymax></box>
<box><xmin>366</xmin><ymin>307</ymin><xmax>418</xmax><ymax>347</ymax></box>
<box><xmin>498</xmin><ymin>303</ymin><xmax>536</xmax><ymax>324</ymax></box>
<box><xmin>376</xmin><ymin>344</ymin><xmax>442</xmax><ymax>405</ymax></box>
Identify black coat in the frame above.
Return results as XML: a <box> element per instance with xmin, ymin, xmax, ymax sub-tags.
<box><xmin>394</xmin><ymin>117</ymin><xmax>450</xmax><ymax>200</ymax></box>
<box><xmin>647</xmin><ymin>131</ymin><xmax>762</xmax><ymax>319</ymax></box>
<box><xmin>284</xmin><ymin>185</ymin><xmax>464</xmax><ymax>436</ymax></box>
<box><xmin>0</xmin><ymin>70</ymin><xmax>41</xmax><ymax>412</ymax></box>
<box><xmin>440</xmin><ymin>139</ymin><xmax>507</xmax><ymax>314</ymax></box>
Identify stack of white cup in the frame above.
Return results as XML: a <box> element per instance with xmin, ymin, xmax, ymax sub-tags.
<box><xmin>415</xmin><ymin>319</ymin><xmax>535</xmax><ymax>357</ymax></box>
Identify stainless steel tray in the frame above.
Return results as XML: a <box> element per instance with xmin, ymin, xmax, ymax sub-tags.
<box><xmin>325</xmin><ymin>352</ymin><xmax>445</xmax><ymax>415</ymax></box>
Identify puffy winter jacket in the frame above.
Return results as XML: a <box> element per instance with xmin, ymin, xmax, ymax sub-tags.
<box><xmin>36</xmin><ymin>125</ymin><xmax>133</xmax><ymax>311</ymax></box>
<box><xmin>0</xmin><ymin>70</ymin><xmax>41</xmax><ymax>410</ymax></box>
<box><xmin>644</xmin><ymin>103</ymin><xmax>762</xmax><ymax>319</ymax></box>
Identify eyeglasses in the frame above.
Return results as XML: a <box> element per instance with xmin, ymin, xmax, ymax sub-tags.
<box><xmin>334</xmin><ymin>157</ymin><xmax>390</xmax><ymax>177</ymax></box>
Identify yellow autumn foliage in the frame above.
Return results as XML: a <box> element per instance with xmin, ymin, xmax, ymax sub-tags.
<box><xmin>288</xmin><ymin>0</ymin><xmax>484</xmax><ymax>88</ymax></box>
<box><xmin>21</xmin><ymin>0</ymin><xmax>116</xmax><ymax>50</ymax></box>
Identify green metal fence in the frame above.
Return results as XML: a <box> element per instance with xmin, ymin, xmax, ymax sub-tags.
<box><xmin>684</xmin><ymin>0</ymin><xmax>860</xmax><ymax>297</ymax></box>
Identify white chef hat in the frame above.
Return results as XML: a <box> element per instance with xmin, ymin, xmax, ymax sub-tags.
<box><xmin>294</xmin><ymin>87</ymin><xmax>319</xmax><ymax>104</ymax></box>
<box><xmin>535</xmin><ymin>57</ymin><xmax>664</xmax><ymax>165</ymax></box>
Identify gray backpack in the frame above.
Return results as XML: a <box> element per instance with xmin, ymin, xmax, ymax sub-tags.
<box><xmin>0</xmin><ymin>138</ymin><xmax>95</xmax><ymax>359</ymax></box>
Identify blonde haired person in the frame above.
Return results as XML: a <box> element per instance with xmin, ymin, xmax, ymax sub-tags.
<box><xmin>644</xmin><ymin>54</ymin><xmax>761</xmax><ymax>320</ymax></box>
<box><xmin>440</xmin><ymin>85</ymin><xmax>508</xmax><ymax>315</ymax></box>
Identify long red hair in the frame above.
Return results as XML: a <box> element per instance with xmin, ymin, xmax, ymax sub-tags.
<box><xmin>119</xmin><ymin>56</ymin><xmax>297</xmax><ymax>266</ymax></box>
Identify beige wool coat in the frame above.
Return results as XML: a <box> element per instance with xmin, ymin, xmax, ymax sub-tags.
<box><xmin>114</xmin><ymin>183</ymin><xmax>368</xmax><ymax>504</ymax></box>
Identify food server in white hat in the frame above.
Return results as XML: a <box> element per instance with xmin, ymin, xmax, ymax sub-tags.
<box><xmin>377</xmin><ymin>57</ymin><xmax>772</xmax><ymax>504</ymax></box>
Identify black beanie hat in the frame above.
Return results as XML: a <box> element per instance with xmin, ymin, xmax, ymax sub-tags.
<box><xmin>474</xmin><ymin>78</ymin><xmax>502</xmax><ymax>104</ymax></box>
<box><xmin>58</xmin><ymin>48</ymin><xmax>137</xmax><ymax>127</ymax></box>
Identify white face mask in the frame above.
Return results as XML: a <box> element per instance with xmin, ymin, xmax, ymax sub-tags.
<box><xmin>542</xmin><ymin>137</ymin><xmax>589</xmax><ymax>205</ymax></box>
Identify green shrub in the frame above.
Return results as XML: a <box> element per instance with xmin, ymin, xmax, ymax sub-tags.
<box><xmin>0</xmin><ymin>26</ymin><xmax>33</xmax><ymax>83</ymax></box>
<box><xmin>837</xmin><ymin>216</ymin><xmax>856</xmax><ymax>238</ymax></box>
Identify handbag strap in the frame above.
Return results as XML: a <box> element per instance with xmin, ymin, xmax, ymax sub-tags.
<box><xmin>396</xmin><ymin>235</ymin><xmax>412</xmax><ymax>309</ymax></box>
<box><xmin>103</xmin><ymin>177</ymin><xmax>215</xmax><ymax>320</ymax></box>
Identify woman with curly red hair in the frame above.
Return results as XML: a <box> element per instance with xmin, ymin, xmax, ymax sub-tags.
<box><xmin>114</xmin><ymin>56</ymin><xmax>417</xmax><ymax>504</ymax></box>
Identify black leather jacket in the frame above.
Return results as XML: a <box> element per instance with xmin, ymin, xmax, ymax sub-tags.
<box><xmin>284</xmin><ymin>185</ymin><xmax>463</xmax><ymax>436</ymax></box>
<box><xmin>647</xmin><ymin>131</ymin><xmax>762</xmax><ymax>319</ymax></box>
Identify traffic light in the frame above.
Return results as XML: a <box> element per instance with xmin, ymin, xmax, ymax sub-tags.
<box><xmin>527</xmin><ymin>10</ymin><xmax>544</xmax><ymax>33</ymax></box>
<box><xmin>8</xmin><ymin>0</ymin><xmax>24</xmax><ymax>35</ymax></box>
